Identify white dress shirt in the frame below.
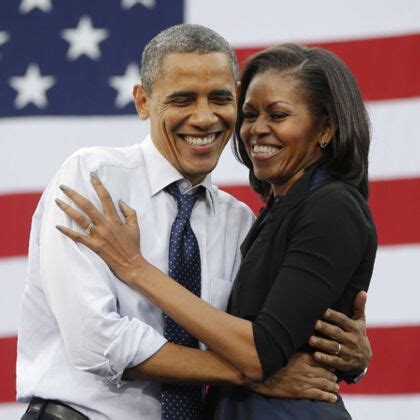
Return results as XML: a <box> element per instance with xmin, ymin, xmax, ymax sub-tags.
<box><xmin>17</xmin><ymin>135</ymin><xmax>255</xmax><ymax>420</ymax></box>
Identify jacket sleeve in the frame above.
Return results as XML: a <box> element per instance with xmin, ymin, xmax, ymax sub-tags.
<box><xmin>252</xmin><ymin>188</ymin><xmax>373</xmax><ymax>379</ymax></box>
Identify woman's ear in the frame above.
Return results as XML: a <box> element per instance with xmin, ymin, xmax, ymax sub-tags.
<box><xmin>321</xmin><ymin>118</ymin><xmax>336</xmax><ymax>144</ymax></box>
<box><xmin>133</xmin><ymin>84</ymin><xmax>150</xmax><ymax>120</ymax></box>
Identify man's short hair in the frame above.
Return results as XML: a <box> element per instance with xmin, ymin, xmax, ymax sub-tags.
<box><xmin>140</xmin><ymin>24</ymin><xmax>239</xmax><ymax>93</ymax></box>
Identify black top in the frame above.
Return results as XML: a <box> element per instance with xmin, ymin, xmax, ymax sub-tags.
<box><xmin>228</xmin><ymin>164</ymin><xmax>377</xmax><ymax>380</ymax></box>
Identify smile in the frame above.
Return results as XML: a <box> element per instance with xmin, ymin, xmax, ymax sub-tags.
<box><xmin>251</xmin><ymin>144</ymin><xmax>282</xmax><ymax>158</ymax></box>
<box><xmin>180</xmin><ymin>133</ymin><xmax>219</xmax><ymax>146</ymax></box>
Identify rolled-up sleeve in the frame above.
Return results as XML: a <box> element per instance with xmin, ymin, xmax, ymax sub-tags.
<box><xmin>39</xmin><ymin>154</ymin><xmax>166</xmax><ymax>386</ymax></box>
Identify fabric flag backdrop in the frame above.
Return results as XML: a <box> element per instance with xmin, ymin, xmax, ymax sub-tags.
<box><xmin>1</xmin><ymin>0</ymin><xmax>419</xmax><ymax>418</ymax></box>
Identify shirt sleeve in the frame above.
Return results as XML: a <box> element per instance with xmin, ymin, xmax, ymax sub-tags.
<box><xmin>252</xmin><ymin>189</ymin><xmax>371</xmax><ymax>379</ymax></box>
<box><xmin>39</xmin><ymin>153</ymin><xmax>167</xmax><ymax>387</ymax></box>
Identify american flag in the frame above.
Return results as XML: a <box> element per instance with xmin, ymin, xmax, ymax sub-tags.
<box><xmin>1</xmin><ymin>0</ymin><xmax>419</xmax><ymax>418</ymax></box>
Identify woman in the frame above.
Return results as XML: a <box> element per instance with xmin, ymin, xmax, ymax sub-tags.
<box><xmin>57</xmin><ymin>44</ymin><xmax>377</xmax><ymax>418</ymax></box>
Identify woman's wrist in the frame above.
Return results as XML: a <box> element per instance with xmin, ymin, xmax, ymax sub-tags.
<box><xmin>124</xmin><ymin>254</ymin><xmax>149</xmax><ymax>285</ymax></box>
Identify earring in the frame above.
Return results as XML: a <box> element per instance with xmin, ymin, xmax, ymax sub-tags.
<box><xmin>320</xmin><ymin>140</ymin><xmax>329</xmax><ymax>149</ymax></box>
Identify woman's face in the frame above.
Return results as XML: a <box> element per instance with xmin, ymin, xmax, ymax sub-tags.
<box><xmin>240</xmin><ymin>70</ymin><xmax>330</xmax><ymax>195</ymax></box>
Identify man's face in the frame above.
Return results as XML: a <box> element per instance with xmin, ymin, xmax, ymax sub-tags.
<box><xmin>134</xmin><ymin>52</ymin><xmax>237</xmax><ymax>185</ymax></box>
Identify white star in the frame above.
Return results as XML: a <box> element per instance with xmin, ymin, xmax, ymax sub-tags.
<box><xmin>121</xmin><ymin>0</ymin><xmax>155</xmax><ymax>10</ymax></box>
<box><xmin>19</xmin><ymin>0</ymin><xmax>53</xmax><ymax>13</ymax></box>
<box><xmin>61</xmin><ymin>16</ymin><xmax>109</xmax><ymax>61</ymax></box>
<box><xmin>0</xmin><ymin>31</ymin><xmax>9</xmax><ymax>60</ymax></box>
<box><xmin>9</xmin><ymin>64</ymin><xmax>55</xmax><ymax>109</ymax></box>
<box><xmin>109</xmin><ymin>63</ymin><xmax>140</xmax><ymax>108</ymax></box>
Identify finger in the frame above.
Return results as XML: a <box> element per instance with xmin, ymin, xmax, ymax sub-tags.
<box><xmin>314</xmin><ymin>320</ymin><xmax>350</xmax><ymax>344</ymax></box>
<box><xmin>59</xmin><ymin>185</ymin><xmax>103</xmax><ymax>223</ymax></box>
<box><xmin>313</xmin><ymin>351</ymin><xmax>347</xmax><ymax>370</ymax></box>
<box><xmin>90</xmin><ymin>173</ymin><xmax>119</xmax><ymax>220</ymax></box>
<box><xmin>352</xmin><ymin>290</ymin><xmax>368</xmax><ymax>321</ymax></box>
<box><xmin>56</xmin><ymin>225</ymin><xmax>90</xmax><ymax>247</ymax></box>
<box><xmin>119</xmin><ymin>200</ymin><xmax>138</xmax><ymax>226</ymax></box>
<box><xmin>310</xmin><ymin>377</ymin><xmax>340</xmax><ymax>394</ymax></box>
<box><xmin>309</xmin><ymin>336</ymin><xmax>348</xmax><ymax>357</ymax></box>
<box><xmin>302</xmin><ymin>388</ymin><xmax>338</xmax><ymax>403</ymax></box>
<box><xmin>322</xmin><ymin>308</ymin><xmax>354</xmax><ymax>333</ymax></box>
<box><xmin>55</xmin><ymin>198</ymin><xmax>91</xmax><ymax>230</ymax></box>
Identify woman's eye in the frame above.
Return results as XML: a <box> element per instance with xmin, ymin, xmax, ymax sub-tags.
<box><xmin>243</xmin><ymin>112</ymin><xmax>257</xmax><ymax>120</ymax></box>
<box><xmin>271</xmin><ymin>112</ymin><xmax>287</xmax><ymax>121</ymax></box>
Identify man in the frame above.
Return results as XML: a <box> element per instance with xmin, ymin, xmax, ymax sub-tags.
<box><xmin>17</xmin><ymin>24</ymin><xmax>371</xmax><ymax>420</ymax></box>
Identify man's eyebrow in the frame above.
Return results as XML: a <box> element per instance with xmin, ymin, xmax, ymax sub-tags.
<box><xmin>166</xmin><ymin>91</ymin><xmax>196</xmax><ymax>100</ymax></box>
<box><xmin>210</xmin><ymin>89</ymin><xmax>234</xmax><ymax>97</ymax></box>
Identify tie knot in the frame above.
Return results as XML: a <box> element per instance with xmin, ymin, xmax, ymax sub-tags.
<box><xmin>165</xmin><ymin>182</ymin><xmax>203</xmax><ymax>221</ymax></box>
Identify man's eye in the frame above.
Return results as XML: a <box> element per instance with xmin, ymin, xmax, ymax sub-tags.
<box><xmin>212</xmin><ymin>96</ymin><xmax>232</xmax><ymax>104</ymax></box>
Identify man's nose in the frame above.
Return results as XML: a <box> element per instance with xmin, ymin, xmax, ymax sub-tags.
<box><xmin>190</xmin><ymin>99</ymin><xmax>218</xmax><ymax>128</ymax></box>
<box><xmin>250</xmin><ymin>115</ymin><xmax>270</xmax><ymax>137</ymax></box>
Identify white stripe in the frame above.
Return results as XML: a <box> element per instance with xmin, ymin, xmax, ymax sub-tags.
<box><xmin>343</xmin><ymin>394</ymin><xmax>420</xmax><ymax>420</ymax></box>
<box><xmin>186</xmin><ymin>0</ymin><xmax>420</xmax><ymax>45</ymax></box>
<box><xmin>0</xmin><ymin>257</ymin><xmax>26</xmax><ymax>337</ymax></box>
<box><xmin>0</xmin><ymin>404</ymin><xmax>25</xmax><ymax>419</ymax></box>
<box><xmin>367</xmin><ymin>244</ymin><xmax>420</xmax><ymax>327</ymax></box>
<box><xmin>1</xmin><ymin>244</ymin><xmax>419</xmax><ymax>337</ymax></box>
<box><xmin>1</xmin><ymin>97</ymin><xmax>420</xmax><ymax>194</ymax></box>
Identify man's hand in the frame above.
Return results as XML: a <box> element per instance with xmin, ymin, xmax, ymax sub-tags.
<box><xmin>309</xmin><ymin>291</ymin><xmax>372</xmax><ymax>376</ymax></box>
<box><xmin>248</xmin><ymin>353</ymin><xmax>339</xmax><ymax>403</ymax></box>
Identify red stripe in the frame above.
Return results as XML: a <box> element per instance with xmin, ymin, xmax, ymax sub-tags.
<box><xmin>234</xmin><ymin>33</ymin><xmax>420</xmax><ymax>101</ymax></box>
<box><xmin>0</xmin><ymin>336</ymin><xmax>17</xmax><ymax>403</ymax></box>
<box><xmin>340</xmin><ymin>325</ymin><xmax>420</xmax><ymax>394</ymax></box>
<box><xmin>0</xmin><ymin>193</ymin><xmax>40</xmax><ymax>259</ymax></box>
<box><xmin>1</xmin><ymin>326</ymin><xmax>419</xmax><ymax>402</ymax></box>
<box><xmin>1</xmin><ymin>177</ymin><xmax>420</xmax><ymax>259</ymax></box>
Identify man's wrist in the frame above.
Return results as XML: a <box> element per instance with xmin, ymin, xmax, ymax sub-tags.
<box><xmin>340</xmin><ymin>366</ymin><xmax>368</xmax><ymax>384</ymax></box>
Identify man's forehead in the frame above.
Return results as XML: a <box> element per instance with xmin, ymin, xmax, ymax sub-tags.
<box><xmin>157</xmin><ymin>52</ymin><xmax>236</xmax><ymax>85</ymax></box>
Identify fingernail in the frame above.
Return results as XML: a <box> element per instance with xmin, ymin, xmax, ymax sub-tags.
<box><xmin>59</xmin><ymin>184</ymin><xmax>69</xmax><ymax>191</ymax></box>
<box><xmin>316</xmin><ymin>320</ymin><xmax>322</xmax><ymax>328</ymax></box>
<box><xmin>309</xmin><ymin>336</ymin><xmax>318</xmax><ymax>344</ymax></box>
<box><xmin>331</xmin><ymin>394</ymin><xmax>337</xmax><ymax>402</ymax></box>
<box><xmin>325</xmin><ymin>309</ymin><xmax>331</xmax><ymax>317</ymax></box>
<box><xmin>119</xmin><ymin>199</ymin><xmax>127</xmax><ymax>206</ymax></box>
<box><xmin>335</xmin><ymin>384</ymin><xmax>339</xmax><ymax>392</ymax></box>
<box><xmin>56</xmin><ymin>225</ymin><xmax>63</xmax><ymax>231</ymax></box>
<box><xmin>90</xmin><ymin>172</ymin><xmax>98</xmax><ymax>180</ymax></box>
<box><xmin>55</xmin><ymin>198</ymin><xmax>64</xmax><ymax>206</ymax></box>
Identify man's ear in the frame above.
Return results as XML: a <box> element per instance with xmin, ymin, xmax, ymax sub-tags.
<box><xmin>133</xmin><ymin>84</ymin><xmax>150</xmax><ymax>120</ymax></box>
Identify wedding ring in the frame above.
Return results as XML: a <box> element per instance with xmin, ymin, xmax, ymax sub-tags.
<box><xmin>335</xmin><ymin>343</ymin><xmax>342</xmax><ymax>356</ymax></box>
<box><xmin>85</xmin><ymin>222</ymin><xmax>94</xmax><ymax>235</ymax></box>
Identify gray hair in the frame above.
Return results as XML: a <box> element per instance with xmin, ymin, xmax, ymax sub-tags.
<box><xmin>140</xmin><ymin>24</ymin><xmax>239</xmax><ymax>93</ymax></box>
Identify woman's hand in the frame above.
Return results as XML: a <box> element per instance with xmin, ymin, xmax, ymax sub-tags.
<box><xmin>55</xmin><ymin>173</ymin><xmax>145</xmax><ymax>283</ymax></box>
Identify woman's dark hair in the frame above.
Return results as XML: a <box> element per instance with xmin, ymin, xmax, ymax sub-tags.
<box><xmin>233</xmin><ymin>43</ymin><xmax>371</xmax><ymax>200</ymax></box>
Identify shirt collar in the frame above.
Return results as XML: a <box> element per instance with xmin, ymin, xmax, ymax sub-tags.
<box><xmin>140</xmin><ymin>135</ymin><xmax>216</xmax><ymax>213</ymax></box>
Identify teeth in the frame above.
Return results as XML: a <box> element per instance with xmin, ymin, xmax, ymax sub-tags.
<box><xmin>252</xmin><ymin>145</ymin><xmax>281</xmax><ymax>155</ymax></box>
<box><xmin>184</xmin><ymin>134</ymin><xmax>217</xmax><ymax>146</ymax></box>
